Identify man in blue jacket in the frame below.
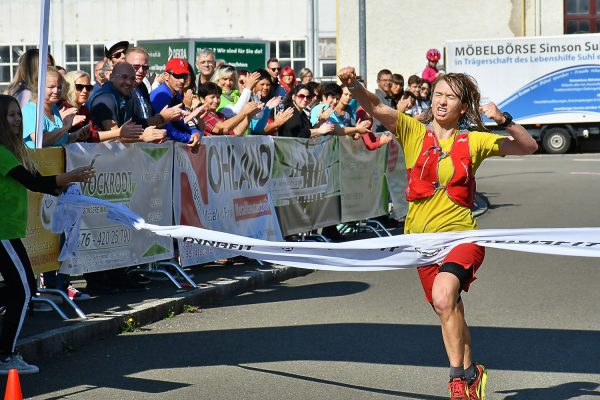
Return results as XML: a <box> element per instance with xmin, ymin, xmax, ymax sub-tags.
<box><xmin>150</xmin><ymin>58</ymin><xmax>202</xmax><ymax>149</ymax></box>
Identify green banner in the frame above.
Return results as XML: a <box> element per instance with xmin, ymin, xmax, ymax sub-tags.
<box><xmin>137</xmin><ymin>40</ymin><xmax>190</xmax><ymax>74</ymax></box>
<box><xmin>194</xmin><ymin>40</ymin><xmax>268</xmax><ymax>72</ymax></box>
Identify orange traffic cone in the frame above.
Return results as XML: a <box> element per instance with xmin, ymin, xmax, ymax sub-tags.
<box><xmin>4</xmin><ymin>369</ymin><xmax>22</xmax><ymax>400</ymax></box>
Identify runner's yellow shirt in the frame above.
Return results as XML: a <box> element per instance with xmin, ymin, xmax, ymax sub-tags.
<box><xmin>394</xmin><ymin>113</ymin><xmax>504</xmax><ymax>234</ymax></box>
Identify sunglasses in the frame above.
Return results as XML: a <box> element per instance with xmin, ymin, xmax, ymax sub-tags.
<box><xmin>132</xmin><ymin>64</ymin><xmax>150</xmax><ymax>72</ymax></box>
<box><xmin>111</xmin><ymin>50</ymin><xmax>126</xmax><ymax>59</ymax></box>
<box><xmin>296</xmin><ymin>93</ymin><xmax>314</xmax><ymax>100</ymax></box>
<box><xmin>270</xmin><ymin>67</ymin><xmax>281</xmax><ymax>71</ymax></box>
<box><xmin>168</xmin><ymin>71</ymin><xmax>189</xmax><ymax>80</ymax></box>
<box><xmin>75</xmin><ymin>83</ymin><xmax>94</xmax><ymax>91</ymax></box>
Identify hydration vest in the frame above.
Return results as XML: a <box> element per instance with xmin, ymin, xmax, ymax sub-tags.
<box><xmin>405</xmin><ymin>129</ymin><xmax>475</xmax><ymax>208</ymax></box>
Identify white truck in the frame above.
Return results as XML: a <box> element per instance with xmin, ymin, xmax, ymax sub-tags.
<box><xmin>446</xmin><ymin>33</ymin><xmax>600</xmax><ymax>153</ymax></box>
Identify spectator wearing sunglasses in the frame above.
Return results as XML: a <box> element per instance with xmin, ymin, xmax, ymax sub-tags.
<box><xmin>125</xmin><ymin>48</ymin><xmax>185</xmax><ymax>131</ymax></box>
<box><xmin>279</xmin><ymin>85</ymin><xmax>334</xmax><ymax>138</ymax></box>
<box><xmin>150</xmin><ymin>58</ymin><xmax>203</xmax><ymax>147</ymax></box>
<box><xmin>88</xmin><ymin>62</ymin><xmax>165</xmax><ymax>144</ymax></box>
<box><xmin>60</xmin><ymin>71</ymin><xmax>99</xmax><ymax>142</ymax></box>
<box><xmin>105</xmin><ymin>40</ymin><xmax>129</xmax><ymax>67</ymax></box>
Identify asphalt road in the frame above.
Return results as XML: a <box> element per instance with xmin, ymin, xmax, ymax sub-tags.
<box><xmin>21</xmin><ymin>153</ymin><xmax>600</xmax><ymax>399</ymax></box>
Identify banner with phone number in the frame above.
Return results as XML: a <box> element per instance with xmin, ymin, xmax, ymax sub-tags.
<box><xmin>59</xmin><ymin>142</ymin><xmax>174</xmax><ymax>274</ymax></box>
<box><xmin>22</xmin><ymin>147</ymin><xmax>63</xmax><ymax>274</ymax></box>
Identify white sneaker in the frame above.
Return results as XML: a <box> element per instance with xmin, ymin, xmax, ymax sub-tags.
<box><xmin>0</xmin><ymin>354</ymin><xmax>39</xmax><ymax>374</ymax></box>
<box><xmin>66</xmin><ymin>285</ymin><xmax>91</xmax><ymax>301</ymax></box>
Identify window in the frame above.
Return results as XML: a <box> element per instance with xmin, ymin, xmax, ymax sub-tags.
<box><xmin>63</xmin><ymin>44</ymin><xmax>105</xmax><ymax>82</ymax></box>
<box><xmin>0</xmin><ymin>44</ymin><xmax>43</xmax><ymax>91</ymax></box>
<box><xmin>319</xmin><ymin>38</ymin><xmax>337</xmax><ymax>78</ymax></box>
<box><xmin>269</xmin><ymin>39</ymin><xmax>307</xmax><ymax>76</ymax></box>
<box><xmin>565</xmin><ymin>0</ymin><xmax>600</xmax><ymax>33</ymax></box>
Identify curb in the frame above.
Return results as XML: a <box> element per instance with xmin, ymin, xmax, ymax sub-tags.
<box><xmin>18</xmin><ymin>265</ymin><xmax>312</xmax><ymax>362</ymax></box>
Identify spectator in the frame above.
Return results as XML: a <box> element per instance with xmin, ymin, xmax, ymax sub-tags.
<box><xmin>195</xmin><ymin>48</ymin><xmax>216</xmax><ymax>85</ymax></box>
<box><xmin>419</xmin><ymin>80</ymin><xmax>432</xmax><ymax>114</ymax></box>
<box><xmin>275</xmin><ymin>66</ymin><xmax>296</xmax><ymax>98</ymax></box>
<box><xmin>304</xmin><ymin>81</ymin><xmax>322</xmax><ymax>116</ymax></box>
<box><xmin>89</xmin><ymin>61</ymin><xmax>112</xmax><ymax>99</ymax></box>
<box><xmin>279</xmin><ymin>85</ymin><xmax>334</xmax><ymax>138</ymax></box>
<box><xmin>62</xmin><ymin>70</ymin><xmax>142</xmax><ymax>143</ymax></box>
<box><xmin>21</xmin><ymin>67</ymin><xmax>89</xmax><ymax>148</ymax></box>
<box><xmin>390</xmin><ymin>73</ymin><xmax>405</xmax><ymax>109</ymax></box>
<box><xmin>93</xmin><ymin>60</ymin><xmax>106</xmax><ymax>86</ymax></box>
<box><xmin>149</xmin><ymin>58</ymin><xmax>203</xmax><ymax>149</ymax></box>
<box><xmin>124</xmin><ymin>48</ymin><xmax>182</xmax><ymax>135</ymax></box>
<box><xmin>4</xmin><ymin>49</ymin><xmax>55</xmax><ymax>108</ymax></box>
<box><xmin>422</xmin><ymin>48</ymin><xmax>441</xmax><ymax>84</ymax></box>
<box><xmin>310</xmin><ymin>82</ymin><xmax>342</xmax><ymax>127</ymax></box>
<box><xmin>237</xmin><ymin>70</ymin><xmax>249</xmax><ymax>91</ymax></box>
<box><xmin>105</xmin><ymin>40</ymin><xmax>129</xmax><ymax>67</ymax></box>
<box><xmin>331</xmin><ymin>85</ymin><xmax>371</xmax><ymax>136</ymax></box>
<box><xmin>182</xmin><ymin>62</ymin><xmax>198</xmax><ymax>111</ymax></box>
<box><xmin>266</xmin><ymin>57</ymin><xmax>281</xmax><ymax>87</ymax></box>
<box><xmin>373</xmin><ymin>69</ymin><xmax>394</xmax><ymax>132</ymax></box>
<box><xmin>355</xmin><ymin>107</ymin><xmax>393</xmax><ymax>151</ymax></box>
<box><xmin>0</xmin><ymin>94</ymin><xmax>95</xmax><ymax>374</ymax></box>
<box><xmin>298</xmin><ymin>68</ymin><xmax>314</xmax><ymax>85</ymax></box>
<box><xmin>405</xmin><ymin>75</ymin><xmax>426</xmax><ymax>119</ymax></box>
<box><xmin>251</xmin><ymin>69</ymin><xmax>274</xmax><ymax>104</ymax></box>
<box><xmin>211</xmin><ymin>64</ymin><xmax>240</xmax><ymax>112</ymax></box>
<box><xmin>88</xmin><ymin>62</ymin><xmax>166</xmax><ymax>143</ymax></box>
<box><xmin>198</xmin><ymin>82</ymin><xmax>260</xmax><ymax>136</ymax></box>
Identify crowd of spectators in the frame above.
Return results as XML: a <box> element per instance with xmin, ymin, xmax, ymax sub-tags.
<box><xmin>2</xmin><ymin>40</ymin><xmax>442</xmax><ymax>298</ymax></box>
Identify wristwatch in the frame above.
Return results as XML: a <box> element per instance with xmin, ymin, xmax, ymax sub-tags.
<box><xmin>497</xmin><ymin>112</ymin><xmax>514</xmax><ymax>128</ymax></box>
<box><xmin>347</xmin><ymin>80</ymin><xmax>360</xmax><ymax>90</ymax></box>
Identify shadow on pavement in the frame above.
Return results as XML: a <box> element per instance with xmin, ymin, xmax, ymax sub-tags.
<box><xmin>16</xmin><ymin>322</ymin><xmax>600</xmax><ymax>397</ymax></box>
<box><xmin>204</xmin><ymin>280</ymin><xmax>371</xmax><ymax>308</ymax></box>
<box><xmin>496</xmin><ymin>381</ymin><xmax>600</xmax><ymax>399</ymax></box>
<box><xmin>238</xmin><ymin>364</ymin><xmax>448</xmax><ymax>399</ymax></box>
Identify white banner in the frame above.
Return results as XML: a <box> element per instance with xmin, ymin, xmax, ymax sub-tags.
<box><xmin>57</xmin><ymin>194</ymin><xmax>600</xmax><ymax>272</ymax></box>
<box><xmin>339</xmin><ymin>136</ymin><xmax>388</xmax><ymax>221</ymax></box>
<box><xmin>60</xmin><ymin>142</ymin><xmax>174</xmax><ymax>274</ymax></box>
<box><xmin>173</xmin><ymin>138</ymin><xmax>282</xmax><ymax>267</ymax></box>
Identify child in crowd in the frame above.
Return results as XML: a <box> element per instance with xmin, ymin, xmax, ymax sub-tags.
<box><xmin>0</xmin><ymin>94</ymin><xmax>95</xmax><ymax>374</ymax></box>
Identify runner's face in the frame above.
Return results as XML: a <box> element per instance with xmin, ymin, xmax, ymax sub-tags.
<box><xmin>6</xmin><ymin>101</ymin><xmax>22</xmax><ymax>136</ymax></box>
<box><xmin>431</xmin><ymin>80</ymin><xmax>467</xmax><ymax>126</ymax></box>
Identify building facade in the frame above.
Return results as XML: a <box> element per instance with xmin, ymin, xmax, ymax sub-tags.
<box><xmin>0</xmin><ymin>0</ymin><xmax>336</xmax><ymax>87</ymax></box>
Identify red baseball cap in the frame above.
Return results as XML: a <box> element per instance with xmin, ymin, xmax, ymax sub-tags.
<box><xmin>165</xmin><ymin>58</ymin><xmax>190</xmax><ymax>75</ymax></box>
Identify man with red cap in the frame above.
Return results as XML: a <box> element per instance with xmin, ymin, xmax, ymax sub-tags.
<box><xmin>150</xmin><ymin>58</ymin><xmax>202</xmax><ymax>147</ymax></box>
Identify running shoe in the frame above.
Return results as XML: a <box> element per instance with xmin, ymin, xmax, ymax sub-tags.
<box><xmin>448</xmin><ymin>377</ymin><xmax>470</xmax><ymax>400</ymax></box>
<box><xmin>468</xmin><ymin>363</ymin><xmax>487</xmax><ymax>400</ymax></box>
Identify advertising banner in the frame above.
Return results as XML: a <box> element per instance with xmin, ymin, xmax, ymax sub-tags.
<box><xmin>23</xmin><ymin>147</ymin><xmax>63</xmax><ymax>274</ymax></box>
<box><xmin>194</xmin><ymin>40</ymin><xmax>268</xmax><ymax>72</ymax></box>
<box><xmin>60</xmin><ymin>142</ymin><xmax>174</xmax><ymax>274</ymax></box>
<box><xmin>338</xmin><ymin>136</ymin><xmax>388</xmax><ymax>221</ymax></box>
<box><xmin>173</xmin><ymin>138</ymin><xmax>282</xmax><ymax>267</ymax></box>
<box><xmin>385</xmin><ymin>138</ymin><xmax>408</xmax><ymax>221</ymax></box>
<box><xmin>270</xmin><ymin>136</ymin><xmax>341</xmax><ymax>236</ymax></box>
<box><xmin>137</xmin><ymin>40</ymin><xmax>190</xmax><ymax>75</ymax></box>
<box><xmin>447</xmin><ymin>34</ymin><xmax>600</xmax><ymax>124</ymax></box>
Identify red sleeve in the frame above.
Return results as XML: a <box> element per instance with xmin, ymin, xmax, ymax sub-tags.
<box><xmin>360</xmin><ymin>131</ymin><xmax>383</xmax><ymax>151</ymax></box>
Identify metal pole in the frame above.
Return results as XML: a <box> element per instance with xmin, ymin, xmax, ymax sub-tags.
<box><xmin>35</xmin><ymin>0</ymin><xmax>51</xmax><ymax>149</ymax></box>
<box><xmin>307</xmin><ymin>0</ymin><xmax>315</xmax><ymax>74</ymax></box>
<box><xmin>358</xmin><ymin>0</ymin><xmax>366</xmax><ymax>79</ymax></box>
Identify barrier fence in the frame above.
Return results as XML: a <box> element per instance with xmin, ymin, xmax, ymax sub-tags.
<box><xmin>26</xmin><ymin>136</ymin><xmax>408</xmax><ymax>275</ymax></box>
